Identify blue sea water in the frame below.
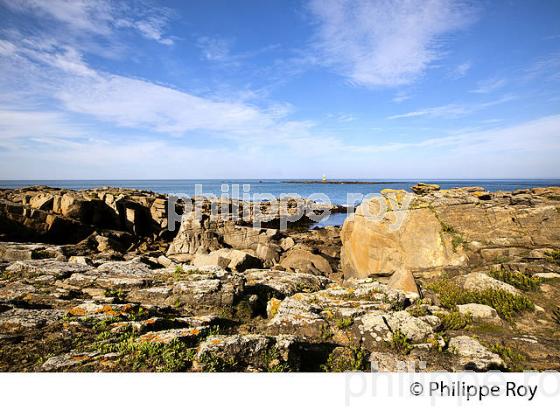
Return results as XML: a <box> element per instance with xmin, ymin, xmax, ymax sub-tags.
<box><xmin>2</xmin><ymin>179</ymin><xmax>559</xmax><ymax>228</ymax></box>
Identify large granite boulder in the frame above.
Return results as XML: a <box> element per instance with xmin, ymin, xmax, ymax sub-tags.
<box><xmin>341</xmin><ymin>187</ymin><xmax>560</xmax><ymax>279</ymax></box>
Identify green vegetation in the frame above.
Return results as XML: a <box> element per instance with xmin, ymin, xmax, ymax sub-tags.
<box><xmin>96</xmin><ymin>333</ymin><xmax>196</xmax><ymax>372</ymax></box>
<box><xmin>489</xmin><ymin>270</ymin><xmax>542</xmax><ymax>291</ymax></box>
<box><xmin>406</xmin><ymin>300</ymin><xmax>430</xmax><ymax>317</ymax></box>
<box><xmin>386</xmin><ymin>296</ymin><xmax>405</xmax><ymax>311</ymax></box>
<box><xmin>389</xmin><ymin>330</ymin><xmax>412</xmax><ymax>354</ymax></box>
<box><xmin>552</xmin><ymin>307</ymin><xmax>560</xmax><ymax>326</ymax></box>
<box><xmin>436</xmin><ymin>311</ymin><xmax>472</xmax><ymax>331</ymax></box>
<box><xmin>451</xmin><ymin>235</ymin><xmax>465</xmax><ymax>251</ymax></box>
<box><xmin>198</xmin><ymin>351</ymin><xmax>238</xmax><ymax>372</ymax></box>
<box><xmin>321</xmin><ymin>347</ymin><xmax>369</xmax><ymax>372</ymax></box>
<box><xmin>263</xmin><ymin>347</ymin><xmax>291</xmax><ymax>372</ymax></box>
<box><xmin>435</xmin><ymin>217</ymin><xmax>465</xmax><ymax>252</ymax></box>
<box><xmin>173</xmin><ymin>265</ymin><xmax>186</xmax><ymax>280</ymax></box>
<box><xmin>545</xmin><ymin>250</ymin><xmax>560</xmax><ymax>265</ymax></box>
<box><xmin>428</xmin><ymin>279</ymin><xmax>534</xmax><ymax>320</ymax></box>
<box><xmin>104</xmin><ymin>289</ymin><xmax>127</xmax><ymax>302</ymax></box>
<box><xmin>490</xmin><ymin>343</ymin><xmax>526</xmax><ymax>372</ymax></box>
<box><xmin>440</xmin><ymin>221</ymin><xmax>457</xmax><ymax>234</ymax></box>
<box><xmin>320</xmin><ymin>323</ymin><xmax>334</xmax><ymax>341</ymax></box>
<box><xmin>335</xmin><ymin>316</ymin><xmax>354</xmax><ymax>330</ymax></box>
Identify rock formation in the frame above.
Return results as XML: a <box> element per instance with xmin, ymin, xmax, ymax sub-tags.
<box><xmin>0</xmin><ymin>185</ymin><xmax>559</xmax><ymax>372</ymax></box>
<box><xmin>341</xmin><ymin>186</ymin><xmax>560</xmax><ymax>279</ymax></box>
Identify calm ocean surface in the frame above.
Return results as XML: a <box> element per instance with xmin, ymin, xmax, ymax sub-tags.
<box><xmin>2</xmin><ymin>179</ymin><xmax>559</xmax><ymax>228</ymax></box>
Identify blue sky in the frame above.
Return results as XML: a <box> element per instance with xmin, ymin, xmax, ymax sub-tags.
<box><xmin>0</xmin><ymin>0</ymin><xmax>559</xmax><ymax>179</ymax></box>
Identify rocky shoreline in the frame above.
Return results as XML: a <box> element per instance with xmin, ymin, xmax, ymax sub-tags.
<box><xmin>1</xmin><ymin>184</ymin><xmax>559</xmax><ymax>372</ymax></box>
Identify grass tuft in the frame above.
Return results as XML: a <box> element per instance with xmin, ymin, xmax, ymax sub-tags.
<box><xmin>490</xmin><ymin>342</ymin><xmax>526</xmax><ymax>372</ymax></box>
<box><xmin>428</xmin><ymin>279</ymin><xmax>534</xmax><ymax>320</ymax></box>
<box><xmin>389</xmin><ymin>330</ymin><xmax>412</xmax><ymax>354</ymax></box>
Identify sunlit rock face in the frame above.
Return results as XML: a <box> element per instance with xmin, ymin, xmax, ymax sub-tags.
<box><xmin>341</xmin><ymin>186</ymin><xmax>560</xmax><ymax>279</ymax></box>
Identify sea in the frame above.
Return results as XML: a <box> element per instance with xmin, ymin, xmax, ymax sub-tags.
<box><xmin>2</xmin><ymin>179</ymin><xmax>559</xmax><ymax>228</ymax></box>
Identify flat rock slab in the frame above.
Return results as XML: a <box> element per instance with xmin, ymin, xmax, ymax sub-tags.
<box><xmin>137</xmin><ymin>327</ymin><xmax>208</xmax><ymax>344</ymax></box>
<box><xmin>5</xmin><ymin>260</ymin><xmax>92</xmax><ymax>279</ymax></box>
<box><xmin>244</xmin><ymin>269</ymin><xmax>330</xmax><ymax>297</ymax></box>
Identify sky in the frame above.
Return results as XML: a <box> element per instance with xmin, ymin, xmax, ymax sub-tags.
<box><xmin>0</xmin><ymin>0</ymin><xmax>559</xmax><ymax>179</ymax></box>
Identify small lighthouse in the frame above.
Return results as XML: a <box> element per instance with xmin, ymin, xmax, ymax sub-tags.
<box><xmin>322</xmin><ymin>174</ymin><xmax>327</xmax><ymax>183</ymax></box>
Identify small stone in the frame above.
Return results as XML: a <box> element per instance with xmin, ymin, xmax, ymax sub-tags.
<box><xmin>457</xmin><ymin>303</ymin><xmax>501</xmax><ymax>323</ymax></box>
<box><xmin>387</xmin><ymin>268</ymin><xmax>419</xmax><ymax>297</ymax></box>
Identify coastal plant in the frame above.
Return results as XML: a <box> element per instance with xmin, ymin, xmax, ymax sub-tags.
<box><xmin>545</xmin><ymin>250</ymin><xmax>560</xmax><ymax>265</ymax></box>
<box><xmin>263</xmin><ymin>347</ymin><xmax>290</xmax><ymax>372</ymax></box>
<box><xmin>451</xmin><ymin>235</ymin><xmax>465</xmax><ymax>251</ymax></box>
<box><xmin>94</xmin><ymin>332</ymin><xmax>196</xmax><ymax>372</ymax></box>
<box><xmin>335</xmin><ymin>316</ymin><xmax>354</xmax><ymax>329</ymax></box>
<box><xmin>490</xmin><ymin>343</ymin><xmax>525</xmax><ymax>372</ymax></box>
<box><xmin>489</xmin><ymin>270</ymin><xmax>542</xmax><ymax>291</ymax></box>
<box><xmin>434</xmin><ymin>214</ymin><xmax>465</xmax><ymax>252</ymax></box>
<box><xmin>320</xmin><ymin>323</ymin><xmax>334</xmax><ymax>341</ymax></box>
<box><xmin>104</xmin><ymin>288</ymin><xmax>127</xmax><ymax>302</ymax></box>
<box><xmin>407</xmin><ymin>300</ymin><xmax>430</xmax><ymax>317</ymax></box>
<box><xmin>389</xmin><ymin>330</ymin><xmax>412</xmax><ymax>354</ymax></box>
<box><xmin>173</xmin><ymin>265</ymin><xmax>186</xmax><ymax>280</ymax></box>
<box><xmin>552</xmin><ymin>307</ymin><xmax>560</xmax><ymax>325</ymax></box>
<box><xmin>198</xmin><ymin>351</ymin><xmax>237</xmax><ymax>372</ymax></box>
<box><xmin>436</xmin><ymin>311</ymin><xmax>472</xmax><ymax>331</ymax></box>
<box><xmin>427</xmin><ymin>279</ymin><xmax>534</xmax><ymax>320</ymax></box>
<box><xmin>321</xmin><ymin>347</ymin><xmax>369</xmax><ymax>372</ymax></box>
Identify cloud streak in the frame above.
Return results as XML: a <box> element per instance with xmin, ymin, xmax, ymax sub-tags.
<box><xmin>387</xmin><ymin>95</ymin><xmax>515</xmax><ymax>119</ymax></box>
<box><xmin>0</xmin><ymin>0</ymin><xmax>175</xmax><ymax>45</ymax></box>
<box><xmin>308</xmin><ymin>0</ymin><xmax>476</xmax><ymax>87</ymax></box>
<box><xmin>470</xmin><ymin>77</ymin><xmax>507</xmax><ymax>94</ymax></box>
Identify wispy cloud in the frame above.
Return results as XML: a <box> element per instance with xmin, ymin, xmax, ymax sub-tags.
<box><xmin>525</xmin><ymin>52</ymin><xmax>560</xmax><ymax>82</ymax></box>
<box><xmin>196</xmin><ymin>36</ymin><xmax>233</xmax><ymax>62</ymax></box>
<box><xmin>470</xmin><ymin>77</ymin><xmax>507</xmax><ymax>94</ymax></box>
<box><xmin>0</xmin><ymin>108</ymin><xmax>86</xmax><ymax>146</ymax></box>
<box><xmin>327</xmin><ymin>113</ymin><xmax>356</xmax><ymax>123</ymax></box>
<box><xmin>0</xmin><ymin>35</ymin><xmax>319</xmax><ymax>148</ymax></box>
<box><xmin>449</xmin><ymin>61</ymin><xmax>472</xmax><ymax>79</ymax></box>
<box><xmin>0</xmin><ymin>0</ymin><xmax>175</xmax><ymax>45</ymax></box>
<box><xmin>392</xmin><ymin>91</ymin><xmax>412</xmax><ymax>103</ymax></box>
<box><xmin>387</xmin><ymin>95</ymin><xmax>515</xmax><ymax>119</ymax></box>
<box><xmin>307</xmin><ymin>0</ymin><xmax>477</xmax><ymax>87</ymax></box>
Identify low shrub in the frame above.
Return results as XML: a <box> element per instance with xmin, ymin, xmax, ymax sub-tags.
<box><xmin>490</xmin><ymin>343</ymin><xmax>525</xmax><ymax>372</ymax></box>
<box><xmin>436</xmin><ymin>311</ymin><xmax>472</xmax><ymax>331</ymax></box>
<box><xmin>489</xmin><ymin>270</ymin><xmax>542</xmax><ymax>291</ymax></box>
<box><xmin>428</xmin><ymin>279</ymin><xmax>534</xmax><ymax>320</ymax></box>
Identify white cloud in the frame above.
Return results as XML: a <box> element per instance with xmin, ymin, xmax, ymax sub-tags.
<box><xmin>470</xmin><ymin>77</ymin><xmax>507</xmax><ymax>94</ymax></box>
<box><xmin>449</xmin><ymin>61</ymin><xmax>472</xmax><ymax>79</ymax></box>
<box><xmin>525</xmin><ymin>52</ymin><xmax>560</xmax><ymax>82</ymax></box>
<box><xmin>388</xmin><ymin>95</ymin><xmax>515</xmax><ymax>119</ymax></box>
<box><xmin>0</xmin><ymin>0</ymin><xmax>174</xmax><ymax>45</ymax></box>
<box><xmin>0</xmin><ymin>108</ymin><xmax>86</xmax><ymax>145</ymax></box>
<box><xmin>0</xmin><ymin>39</ymin><xmax>17</xmax><ymax>56</ymax></box>
<box><xmin>0</xmin><ymin>38</ymin><xmax>318</xmax><ymax>147</ymax></box>
<box><xmin>196</xmin><ymin>36</ymin><xmax>233</xmax><ymax>62</ymax></box>
<box><xmin>308</xmin><ymin>0</ymin><xmax>476</xmax><ymax>87</ymax></box>
<box><xmin>392</xmin><ymin>91</ymin><xmax>412</xmax><ymax>103</ymax></box>
<box><xmin>56</xmin><ymin>74</ymin><xmax>277</xmax><ymax>135</ymax></box>
<box><xmin>2</xmin><ymin>113</ymin><xmax>559</xmax><ymax>179</ymax></box>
